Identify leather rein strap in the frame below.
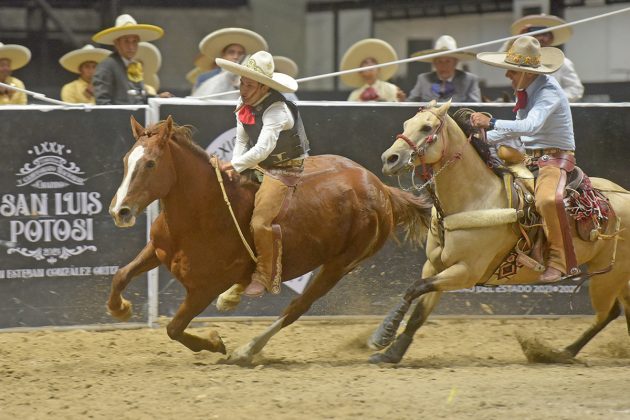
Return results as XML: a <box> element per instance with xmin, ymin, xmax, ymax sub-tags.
<box><xmin>210</xmin><ymin>155</ymin><xmax>257</xmax><ymax>263</ymax></box>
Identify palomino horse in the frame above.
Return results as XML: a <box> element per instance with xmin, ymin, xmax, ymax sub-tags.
<box><xmin>368</xmin><ymin>100</ymin><xmax>630</xmax><ymax>364</ymax></box>
<box><xmin>108</xmin><ymin>116</ymin><xmax>432</xmax><ymax>364</ymax></box>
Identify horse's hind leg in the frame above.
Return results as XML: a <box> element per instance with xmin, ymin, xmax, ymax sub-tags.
<box><xmin>563</xmin><ymin>273</ymin><xmax>627</xmax><ymax>358</ymax></box>
<box><xmin>166</xmin><ymin>286</ymin><xmax>226</xmax><ymax>354</ymax></box>
<box><xmin>369</xmin><ymin>291</ymin><xmax>442</xmax><ymax>364</ymax></box>
<box><xmin>108</xmin><ymin>241</ymin><xmax>160</xmax><ymax>321</ymax></box>
<box><xmin>227</xmin><ymin>261</ymin><xmax>350</xmax><ymax>365</ymax></box>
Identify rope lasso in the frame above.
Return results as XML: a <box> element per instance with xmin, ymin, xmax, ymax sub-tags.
<box><xmin>210</xmin><ymin>155</ymin><xmax>257</xmax><ymax>263</ymax></box>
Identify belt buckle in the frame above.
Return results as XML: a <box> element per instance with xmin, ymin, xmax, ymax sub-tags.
<box><xmin>541</xmin><ymin>154</ymin><xmax>550</xmax><ymax>161</ymax></box>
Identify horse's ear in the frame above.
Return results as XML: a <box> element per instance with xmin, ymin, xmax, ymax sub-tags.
<box><xmin>130</xmin><ymin>115</ymin><xmax>145</xmax><ymax>140</ymax></box>
<box><xmin>427</xmin><ymin>99</ymin><xmax>437</xmax><ymax>108</ymax></box>
<box><xmin>436</xmin><ymin>99</ymin><xmax>452</xmax><ymax>116</ymax></box>
<box><xmin>158</xmin><ymin>115</ymin><xmax>173</xmax><ymax>145</ymax></box>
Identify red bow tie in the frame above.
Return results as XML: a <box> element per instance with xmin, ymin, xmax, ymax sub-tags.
<box><xmin>238</xmin><ymin>104</ymin><xmax>255</xmax><ymax>124</ymax></box>
<box><xmin>513</xmin><ymin>89</ymin><xmax>528</xmax><ymax>113</ymax></box>
<box><xmin>359</xmin><ymin>86</ymin><xmax>380</xmax><ymax>101</ymax></box>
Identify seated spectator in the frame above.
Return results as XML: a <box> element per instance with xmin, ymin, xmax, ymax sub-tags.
<box><xmin>59</xmin><ymin>44</ymin><xmax>110</xmax><ymax>104</ymax></box>
<box><xmin>408</xmin><ymin>35</ymin><xmax>480</xmax><ymax>102</ymax></box>
<box><xmin>0</xmin><ymin>42</ymin><xmax>30</xmax><ymax>105</ymax></box>
<box><xmin>511</xmin><ymin>14</ymin><xmax>584</xmax><ymax>102</ymax></box>
<box><xmin>341</xmin><ymin>38</ymin><xmax>404</xmax><ymax>102</ymax></box>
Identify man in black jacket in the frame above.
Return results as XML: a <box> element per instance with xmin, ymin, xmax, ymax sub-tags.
<box><xmin>92</xmin><ymin>14</ymin><xmax>170</xmax><ymax>104</ymax></box>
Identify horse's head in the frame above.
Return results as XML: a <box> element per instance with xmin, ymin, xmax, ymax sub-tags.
<box><xmin>109</xmin><ymin>115</ymin><xmax>176</xmax><ymax>227</ymax></box>
<box><xmin>381</xmin><ymin>100</ymin><xmax>452</xmax><ymax>176</ymax></box>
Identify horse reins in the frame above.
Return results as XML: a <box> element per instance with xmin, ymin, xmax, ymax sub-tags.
<box><xmin>210</xmin><ymin>155</ymin><xmax>257</xmax><ymax>263</ymax></box>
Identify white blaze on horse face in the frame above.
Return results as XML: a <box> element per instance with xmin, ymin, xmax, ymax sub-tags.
<box><xmin>112</xmin><ymin>145</ymin><xmax>145</xmax><ymax>213</ymax></box>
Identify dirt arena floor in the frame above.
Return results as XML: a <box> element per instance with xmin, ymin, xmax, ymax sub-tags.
<box><xmin>1</xmin><ymin>317</ymin><xmax>629</xmax><ymax>420</ymax></box>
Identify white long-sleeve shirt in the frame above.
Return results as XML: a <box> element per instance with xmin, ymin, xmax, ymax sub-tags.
<box><xmin>231</xmin><ymin>97</ymin><xmax>295</xmax><ymax>173</ymax></box>
<box><xmin>551</xmin><ymin>57</ymin><xmax>584</xmax><ymax>103</ymax></box>
<box><xmin>487</xmin><ymin>74</ymin><xmax>575</xmax><ymax>151</ymax></box>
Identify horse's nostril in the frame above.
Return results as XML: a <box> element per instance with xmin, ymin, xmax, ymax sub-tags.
<box><xmin>387</xmin><ymin>154</ymin><xmax>399</xmax><ymax>164</ymax></box>
<box><xmin>118</xmin><ymin>207</ymin><xmax>131</xmax><ymax>218</ymax></box>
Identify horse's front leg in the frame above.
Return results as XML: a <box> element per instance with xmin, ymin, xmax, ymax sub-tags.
<box><xmin>370</xmin><ymin>263</ymin><xmax>470</xmax><ymax>353</ymax></box>
<box><xmin>166</xmin><ymin>287</ymin><xmax>226</xmax><ymax>354</ymax></box>
<box><xmin>108</xmin><ymin>241</ymin><xmax>160</xmax><ymax>321</ymax></box>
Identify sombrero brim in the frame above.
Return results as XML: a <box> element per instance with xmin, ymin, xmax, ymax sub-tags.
<box><xmin>92</xmin><ymin>24</ymin><xmax>164</xmax><ymax>45</ymax></box>
<box><xmin>144</xmin><ymin>73</ymin><xmax>160</xmax><ymax>91</ymax></box>
<box><xmin>135</xmin><ymin>43</ymin><xmax>161</xmax><ymax>75</ymax></box>
<box><xmin>216</xmin><ymin>57</ymin><xmax>297</xmax><ymax>93</ymax></box>
<box><xmin>511</xmin><ymin>15</ymin><xmax>572</xmax><ymax>47</ymax></box>
<box><xmin>411</xmin><ymin>48</ymin><xmax>476</xmax><ymax>62</ymax></box>
<box><xmin>477</xmin><ymin>47</ymin><xmax>565</xmax><ymax>74</ymax></box>
<box><xmin>186</xmin><ymin>67</ymin><xmax>203</xmax><ymax>85</ymax></box>
<box><xmin>340</xmin><ymin>38</ymin><xmax>398</xmax><ymax>88</ymax></box>
<box><xmin>199</xmin><ymin>28</ymin><xmax>268</xmax><ymax>60</ymax></box>
<box><xmin>194</xmin><ymin>54</ymin><xmax>215</xmax><ymax>71</ymax></box>
<box><xmin>273</xmin><ymin>56</ymin><xmax>298</xmax><ymax>78</ymax></box>
<box><xmin>59</xmin><ymin>48</ymin><xmax>111</xmax><ymax>73</ymax></box>
<box><xmin>0</xmin><ymin>45</ymin><xmax>31</xmax><ymax>70</ymax></box>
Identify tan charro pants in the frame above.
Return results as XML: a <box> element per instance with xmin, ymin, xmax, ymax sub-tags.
<box><xmin>534</xmin><ymin>165</ymin><xmax>566</xmax><ymax>273</ymax></box>
<box><xmin>251</xmin><ymin>174</ymin><xmax>290</xmax><ymax>294</ymax></box>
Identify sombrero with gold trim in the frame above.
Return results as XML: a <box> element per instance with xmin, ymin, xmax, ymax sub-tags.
<box><xmin>92</xmin><ymin>14</ymin><xmax>164</xmax><ymax>45</ymax></box>
<box><xmin>477</xmin><ymin>36</ymin><xmax>564</xmax><ymax>74</ymax></box>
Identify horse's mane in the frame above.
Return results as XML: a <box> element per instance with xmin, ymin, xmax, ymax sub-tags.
<box><xmin>152</xmin><ymin>120</ymin><xmax>211</xmax><ymax>163</ymax></box>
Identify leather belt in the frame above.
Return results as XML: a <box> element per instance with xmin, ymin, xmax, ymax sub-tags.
<box><xmin>525</xmin><ymin>148</ymin><xmax>574</xmax><ymax>158</ymax></box>
<box><xmin>273</xmin><ymin>158</ymin><xmax>304</xmax><ymax>168</ymax></box>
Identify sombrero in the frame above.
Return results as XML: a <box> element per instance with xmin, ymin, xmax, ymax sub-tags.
<box><xmin>511</xmin><ymin>14</ymin><xmax>572</xmax><ymax>47</ymax></box>
<box><xmin>186</xmin><ymin>67</ymin><xmax>203</xmax><ymax>85</ymax></box>
<box><xmin>194</xmin><ymin>53</ymin><xmax>214</xmax><ymax>71</ymax></box>
<box><xmin>273</xmin><ymin>56</ymin><xmax>298</xmax><ymax>78</ymax></box>
<box><xmin>216</xmin><ymin>50</ymin><xmax>297</xmax><ymax>93</ymax></box>
<box><xmin>92</xmin><ymin>14</ymin><xmax>164</xmax><ymax>45</ymax></box>
<box><xmin>199</xmin><ymin>27</ymin><xmax>268</xmax><ymax>60</ymax></box>
<box><xmin>59</xmin><ymin>44</ymin><xmax>110</xmax><ymax>73</ymax></box>
<box><xmin>340</xmin><ymin>38</ymin><xmax>398</xmax><ymax>88</ymax></box>
<box><xmin>0</xmin><ymin>42</ymin><xmax>31</xmax><ymax>70</ymax></box>
<box><xmin>145</xmin><ymin>73</ymin><xmax>160</xmax><ymax>91</ymax></box>
<box><xmin>135</xmin><ymin>42</ymin><xmax>161</xmax><ymax>76</ymax></box>
<box><xmin>412</xmin><ymin>35</ymin><xmax>476</xmax><ymax>62</ymax></box>
<box><xmin>477</xmin><ymin>36</ymin><xmax>564</xmax><ymax>74</ymax></box>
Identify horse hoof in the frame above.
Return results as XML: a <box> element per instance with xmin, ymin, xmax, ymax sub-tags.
<box><xmin>367</xmin><ymin>330</ymin><xmax>394</xmax><ymax>351</ymax></box>
<box><xmin>368</xmin><ymin>351</ymin><xmax>401</xmax><ymax>365</ymax></box>
<box><xmin>208</xmin><ymin>330</ymin><xmax>226</xmax><ymax>354</ymax></box>
<box><xmin>516</xmin><ymin>332</ymin><xmax>578</xmax><ymax>364</ymax></box>
<box><xmin>109</xmin><ymin>299</ymin><xmax>133</xmax><ymax>321</ymax></box>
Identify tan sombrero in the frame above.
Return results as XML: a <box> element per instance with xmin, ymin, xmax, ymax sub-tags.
<box><xmin>92</xmin><ymin>14</ymin><xmax>164</xmax><ymax>45</ymax></box>
<box><xmin>186</xmin><ymin>67</ymin><xmax>203</xmax><ymax>85</ymax></box>
<box><xmin>59</xmin><ymin>44</ymin><xmax>110</xmax><ymax>73</ymax></box>
<box><xmin>340</xmin><ymin>38</ymin><xmax>398</xmax><ymax>88</ymax></box>
<box><xmin>412</xmin><ymin>35</ymin><xmax>476</xmax><ymax>62</ymax></box>
<box><xmin>0</xmin><ymin>42</ymin><xmax>31</xmax><ymax>70</ymax></box>
<box><xmin>477</xmin><ymin>36</ymin><xmax>564</xmax><ymax>74</ymax></box>
<box><xmin>216</xmin><ymin>50</ymin><xmax>297</xmax><ymax>93</ymax></box>
<box><xmin>194</xmin><ymin>53</ymin><xmax>214</xmax><ymax>71</ymax></box>
<box><xmin>199</xmin><ymin>27</ymin><xmax>268</xmax><ymax>60</ymax></box>
<box><xmin>135</xmin><ymin>42</ymin><xmax>161</xmax><ymax>76</ymax></box>
<box><xmin>511</xmin><ymin>14</ymin><xmax>572</xmax><ymax>47</ymax></box>
<box><xmin>145</xmin><ymin>73</ymin><xmax>160</xmax><ymax>91</ymax></box>
<box><xmin>273</xmin><ymin>56</ymin><xmax>298</xmax><ymax>78</ymax></box>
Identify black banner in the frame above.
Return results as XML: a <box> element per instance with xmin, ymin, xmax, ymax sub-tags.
<box><xmin>154</xmin><ymin>102</ymin><xmax>630</xmax><ymax>317</ymax></box>
<box><xmin>0</xmin><ymin>108</ymin><xmax>148</xmax><ymax>328</ymax></box>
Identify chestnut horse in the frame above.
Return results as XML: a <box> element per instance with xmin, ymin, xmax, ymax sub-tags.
<box><xmin>368</xmin><ymin>101</ymin><xmax>630</xmax><ymax>364</ymax></box>
<box><xmin>107</xmin><ymin>116</ymin><xmax>432</xmax><ymax>364</ymax></box>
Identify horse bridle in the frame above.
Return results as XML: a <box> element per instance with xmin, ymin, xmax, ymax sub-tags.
<box><xmin>396</xmin><ymin>108</ymin><xmax>446</xmax><ymax>169</ymax></box>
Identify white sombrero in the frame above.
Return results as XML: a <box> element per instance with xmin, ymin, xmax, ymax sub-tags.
<box><xmin>216</xmin><ymin>50</ymin><xmax>297</xmax><ymax>93</ymax></box>
<box><xmin>59</xmin><ymin>44</ymin><xmax>110</xmax><ymax>73</ymax></box>
<box><xmin>477</xmin><ymin>36</ymin><xmax>564</xmax><ymax>74</ymax></box>
<box><xmin>92</xmin><ymin>14</ymin><xmax>164</xmax><ymax>45</ymax></box>
<box><xmin>273</xmin><ymin>56</ymin><xmax>298</xmax><ymax>78</ymax></box>
<box><xmin>340</xmin><ymin>38</ymin><xmax>398</xmax><ymax>88</ymax></box>
<box><xmin>199</xmin><ymin>27</ymin><xmax>268</xmax><ymax>60</ymax></box>
<box><xmin>511</xmin><ymin>14</ymin><xmax>572</xmax><ymax>47</ymax></box>
<box><xmin>0</xmin><ymin>42</ymin><xmax>31</xmax><ymax>70</ymax></box>
<box><xmin>412</xmin><ymin>35</ymin><xmax>476</xmax><ymax>62</ymax></box>
<box><xmin>135</xmin><ymin>42</ymin><xmax>161</xmax><ymax>76</ymax></box>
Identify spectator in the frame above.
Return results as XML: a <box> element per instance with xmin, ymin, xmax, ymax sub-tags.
<box><xmin>0</xmin><ymin>42</ymin><xmax>30</xmax><ymax>105</ymax></box>
<box><xmin>193</xmin><ymin>28</ymin><xmax>268</xmax><ymax>99</ymax></box>
<box><xmin>408</xmin><ymin>35</ymin><xmax>480</xmax><ymax>103</ymax></box>
<box><xmin>92</xmin><ymin>14</ymin><xmax>170</xmax><ymax>104</ymax></box>
<box><xmin>59</xmin><ymin>44</ymin><xmax>110</xmax><ymax>104</ymax></box>
<box><xmin>134</xmin><ymin>42</ymin><xmax>162</xmax><ymax>96</ymax></box>
<box><xmin>341</xmin><ymin>38</ymin><xmax>404</xmax><ymax>102</ymax></box>
<box><xmin>511</xmin><ymin>14</ymin><xmax>584</xmax><ymax>102</ymax></box>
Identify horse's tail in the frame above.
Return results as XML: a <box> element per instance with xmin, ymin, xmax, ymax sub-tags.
<box><xmin>386</xmin><ymin>186</ymin><xmax>433</xmax><ymax>247</ymax></box>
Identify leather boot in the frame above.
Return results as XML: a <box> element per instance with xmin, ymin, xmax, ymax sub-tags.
<box><xmin>538</xmin><ymin>266</ymin><xmax>563</xmax><ymax>283</ymax></box>
<box><xmin>244</xmin><ymin>279</ymin><xmax>266</xmax><ymax>297</ymax></box>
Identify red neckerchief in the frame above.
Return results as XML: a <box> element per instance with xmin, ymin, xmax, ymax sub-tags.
<box><xmin>360</xmin><ymin>86</ymin><xmax>380</xmax><ymax>101</ymax></box>
<box><xmin>513</xmin><ymin>89</ymin><xmax>528</xmax><ymax>113</ymax></box>
<box><xmin>237</xmin><ymin>104</ymin><xmax>255</xmax><ymax>124</ymax></box>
